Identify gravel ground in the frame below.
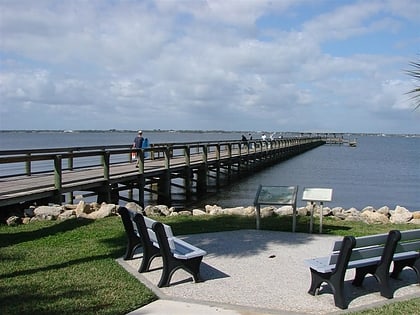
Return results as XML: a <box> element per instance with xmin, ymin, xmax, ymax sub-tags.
<box><xmin>118</xmin><ymin>229</ymin><xmax>420</xmax><ymax>315</ymax></box>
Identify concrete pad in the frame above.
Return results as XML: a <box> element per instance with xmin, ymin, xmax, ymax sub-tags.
<box><xmin>118</xmin><ymin>230</ymin><xmax>420</xmax><ymax>315</ymax></box>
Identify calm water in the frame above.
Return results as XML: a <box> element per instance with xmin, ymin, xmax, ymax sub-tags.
<box><xmin>1</xmin><ymin>131</ymin><xmax>419</xmax><ymax>211</ymax></box>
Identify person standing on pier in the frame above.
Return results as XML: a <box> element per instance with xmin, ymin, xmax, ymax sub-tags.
<box><xmin>132</xmin><ymin>130</ymin><xmax>144</xmax><ymax>167</ymax></box>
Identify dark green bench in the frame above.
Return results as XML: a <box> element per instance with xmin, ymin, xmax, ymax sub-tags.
<box><xmin>304</xmin><ymin>230</ymin><xmax>401</xmax><ymax>309</ymax></box>
<box><xmin>118</xmin><ymin>207</ymin><xmax>207</xmax><ymax>287</ymax></box>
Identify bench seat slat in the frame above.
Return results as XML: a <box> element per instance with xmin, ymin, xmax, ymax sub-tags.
<box><xmin>172</xmin><ymin>237</ymin><xmax>207</xmax><ymax>259</ymax></box>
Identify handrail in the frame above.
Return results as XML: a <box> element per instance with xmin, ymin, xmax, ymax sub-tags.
<box><xmin>0</xmin><ymin>137</ymin><xmax>323</xmax><ymax>180</ymax></box>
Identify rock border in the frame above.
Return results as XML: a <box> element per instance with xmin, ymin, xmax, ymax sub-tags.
<box><xmin>4</xmin><ymin>201</ymin><xmax>420</xmax><ymax>226</ymax></box>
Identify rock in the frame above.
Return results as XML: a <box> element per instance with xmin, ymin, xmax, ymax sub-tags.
<box><xmin>361</xmin><ymin>210</ymin><xmax>389</xmax><ymax>224</ymax></box>
<box><xmin>192</xmin><ymin>209</ymin><xmax>207</xmax><ymax>216</ymax></box>
<box><xmin>260</xmin><ymin>206</ymin><xmax>274</xmax><ymax>218</ymax></box>
<box><xmin>205</xmin><ymin>205</ymin><xmax>223</xmax><ymax>215</ymax></box>
<box><xmin>224</xmin><ymin>206</ymin><xmax>254</xmax><ymax>216</ymax></box>
<box><xmin>58</xmin><ymin>210</ymin><xmax>76</xmax><ymax>221</ymax></box>
<box><xmin>331</xmin><ymin>207</ymin><xmax>345</xmax><ymax>216</ymax></box>
<box><xmin>411</xmin><ymin>211</ymin><xmax>420</xmax><ymax>220</ymax></box>
<box><xmin>376</xmin><ymin>206</ymin><xmax>390</xmax><ymax>216</ymax></box>
<box><xmin>409</xmin><ymin>218</ymin><xmax>420</xmax><ymax>224</ymax></box>
<box><xmin>63</xmin><ymin>204</ymin><xmax>78</xmax><ymax>210</ymax></box>
<box><xmin>6</xmin><ymin>216</ymin><xmax>21</xmax><ymax>226</ymax></box>
<box><xmin>274</xmin><ymin>206</ymin><xmax>294</xmax><ymax>216</ymax></box>
<box><xmin>361</xmin><ymin>206</ymin><xmax>376</xmax><ymax>213</ymax></box>
<box><xmin>125</xmin><ymin>202</ymin><xmax>143</xmax><ymax>214</ymax></box>
<box><xmin>178</xmin><ymin>210</ymin><xmax>192</xmax><ymax>216</ymax></box>
<box><xmin>34</xmin><ymin>205</ymin><xmax>63</xmax><ymax>220</ymax></box>
<box><xmin>88</xmin><ymin>203</ymin><xmax>116</xmax><ymax>219</ymax></box>
<box><xmin>390</xmin><ymin>206</ymin><xmax>413</xmax><ymax>224</ymax></box>
<box><xmin>22</xmin><ymin>217</ymin><xmax>31</xmax><ymax>224</ymax></box>
<box><xmin>144</xmin><ymin>205</ymin><xmax>170</xmax><ymax>216</ymax></box>
<box><xmin>297</xmin><ymin>207</ymin><xmax>308</xmax><ymax>216</ymax></box>
<box><xmin>75</xmin><ymin>200</ymin><xmax>91</xmax><ymax>216</ymax></box>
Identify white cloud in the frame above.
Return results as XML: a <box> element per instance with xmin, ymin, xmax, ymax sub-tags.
<box><xmin>0</xmin><ymin>0</ymin><xmax>418</xmax><ymax>133</ymax></box>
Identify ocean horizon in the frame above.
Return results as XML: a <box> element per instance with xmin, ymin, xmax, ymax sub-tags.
<box><xmin>0</xmin><ymin>131</ymin><xmax>419</xmax><ymax>211</ymax></box>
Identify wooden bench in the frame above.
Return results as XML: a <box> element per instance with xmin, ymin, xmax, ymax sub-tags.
<box><xmin>390</xmin><ymin>229</ymin><xmax>420</xmax><ymax>283</ymax></box>
<box><xmin>304</xmin><ymin>230</ymin><xmax>401</xmax><ymax>309</ymax></box>
<box><xmin>118</xmin><ymin>207</ymin><xmax>207</xmax><ymax>287</ymax></box>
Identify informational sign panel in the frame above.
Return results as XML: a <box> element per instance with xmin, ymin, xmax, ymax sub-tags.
<box><xmin>254</xmin><ymin>185</ymin><xmax>298</xmax><ymax>231</ymax></box>
<box><xmin>302</xmin><ymin>188</ymin><xmax>333</xmax><ymax>233</ymax></box>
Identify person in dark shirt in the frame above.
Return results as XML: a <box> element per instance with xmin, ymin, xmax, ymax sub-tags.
<box><xmin>132</xmin><ymin>130</ymin><xmax>144</xmax><ymax>167</ymax></box>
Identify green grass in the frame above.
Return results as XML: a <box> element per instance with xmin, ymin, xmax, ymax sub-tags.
<box><xmin>0</xmin><ymin>214</ymin><xmax>419</xmax><ymax>315</ymax></box>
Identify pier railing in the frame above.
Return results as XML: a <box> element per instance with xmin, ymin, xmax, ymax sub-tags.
<box><xmin>0</xmin><ymin>137</ymin><xmax>324</xmax><ymax>207</ymax></box>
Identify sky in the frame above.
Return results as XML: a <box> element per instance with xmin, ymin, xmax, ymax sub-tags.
<box><xmin>0</xmin><ymin>0</ymin><xmax>419</xmax><ymax>134</ymax></box>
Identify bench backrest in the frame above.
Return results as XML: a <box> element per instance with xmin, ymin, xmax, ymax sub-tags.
<box><xmin>328</xmin><ymin>230</ymin><xmax>401</xmax><ymax>266</ymax></box>
<box><xmin>140</xmin><ymin>214</ymin><xmax>176</xmax><ymax>250</ymax></box>
<box><xmin>395</xmin><ymin>229</ymin><xmax>420</xmax><ymax>253</ymax></box>
<box><xmin>118</xmin><ymin>207</ymin><xmax>140</xmax><ymax>238</ymax></box>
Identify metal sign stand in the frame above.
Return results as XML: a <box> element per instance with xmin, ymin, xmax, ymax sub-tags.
<box><xmin>302</xmin><ymin>188</ymin><xmax>333</xmax><ymax>233</ymax></box>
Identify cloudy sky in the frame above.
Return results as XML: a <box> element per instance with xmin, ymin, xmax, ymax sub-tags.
<box><xmin>0</xmin><ymin>0</ymin><xmax>419</xmax><ymax>133</ymax></box>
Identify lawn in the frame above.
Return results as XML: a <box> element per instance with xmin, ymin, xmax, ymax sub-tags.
<box><xmin>0</xmin><ymin>214</ymin><xmax>419</xmax><ymax>314</ymax></box>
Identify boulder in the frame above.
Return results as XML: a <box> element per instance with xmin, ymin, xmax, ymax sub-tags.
<box><xmin>411</xmin><ymin>211</ymin><xmax>420</xmax><ymax>220</ymax></box>
<box><xmin>178</xmin><ymin>210</ymin><xmax>192</xmax><ymax>216</ymax></box>
<box><xmin>144</xmin><ymin>205</ymin><xmax>171</xmax><ymax>216</ymax></box>
<box><xmin>297</xmin><ymin>207</ymin><xmax>309</xmax><ymax>216</ymax></box>
<box><xmin>75</xmin><ymin>200</ymin><xmax>91</xmax><ymax>216</ymax></box>
<box><xmin>192</xmin><ymin>209</ymin><xmax>207</xmax><ymax>216</ymax></box>
<box><xmin>34</xmin><ymin>205</ymin><xmax>63</xmax><ymax>220</ymax></box>
<box><xmin>58</xmin><ymin>210</ymin><xmax>76</xmax><ymax>221</ymax></box>
<box><xmin>260</xmin><ymin>206</ymin><xmax>274</xmax><ymax>218</ymax></box>
<box><xmin>88</xmin><ymin>203</ymin><xmax>116</xmax><ymax>219</ymax></box>
<box><xmin>6</xmin><ymin>215</ymin><xmax>21</xmax><ymax>226</ymax></box>
<box><xmin>274</xmin><ymin>206</ymin><xmax>293</xmax><ymax>216</ymax></box>
<box><xmin>376</xmin><ymin>206</ymin><xmax>390</xmax><ymax>216</ymax></box>
<box><xmin>409</xmin><ymin>218</ymin><xmax>420</xmax><ymax>224</ymax></box>
<box><xmin>224</xmin><ymin>206</ymin><xmax>254</xmax><ymax>216</ymax></box>
<box><xmin>205</xmin><ymin>205</ymin><xmax>224</xmax><ymax>215</ymax></box>
<box><xmin>361</xmin><ymin>210</ymin><xmax>389</xmax><ymax>224</ymax></box>
<box><xmin>125</xmin><ymin>202</ymin><xmax>143</xmax><ymax>214</ymax></box>
<box><xmin>390</xmin><ymin>206</ymin><xmax>413</xmax><ymax>224</ymax></box>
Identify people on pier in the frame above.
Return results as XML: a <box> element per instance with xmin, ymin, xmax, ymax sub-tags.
<box><xmin>241</xmin><ymin>134</ymin><xmax>247</xmax><ymax>149</ymax></box>
<box><xmin>132</xmin><ymin>130</ymin><xmax>144</xmax><ymax>167</ymax></box>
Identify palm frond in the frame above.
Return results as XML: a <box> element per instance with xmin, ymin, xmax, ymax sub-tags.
<box><xmin>405</xmin><ymin>58</ymin><xmax>420</xmax><ymax>110</ymax></box>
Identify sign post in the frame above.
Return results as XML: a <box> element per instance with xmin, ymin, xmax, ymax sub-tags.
<box><xmin>302</xmin><ymin>188</ymin><xmax>333</xmax><ymax>233</ymax></box>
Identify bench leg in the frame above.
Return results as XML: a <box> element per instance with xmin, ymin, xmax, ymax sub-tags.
<box><xmin>123</xmin><ymin>236</ymin><xmax>142</xmax><ymax>260</ymax></box>
<box><xmin>353</xmin><ymin>264</ymin><xmax>394</xmax><ymax>299</ymax></box>
<box><xmin>138</xmin><ymin>245</ymin><xmax>161</xmax><ymax>273</ymax></box>
<box><xmin>157</xmin><ymin>256</ymin><xmax>204</xmax><ymax>288</ymax></box>
<box><xmin>308</xmin><ymin>269</ymin><xmax>329</xmax><ymax>296</ymax></box>
<box><xmin>307</xmin><ymin>269</ymin><xmax>348</xmax><ymax>309</ymax></box>
<box><xmin>391</xmin><ymin>257</ymin><xmax>420</xmax><ymax>284</ymax></box>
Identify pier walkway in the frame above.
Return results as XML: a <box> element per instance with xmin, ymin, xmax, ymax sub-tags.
<box><xmin>0</xmin><ymin>137</ymin><xmax>324</xmax><ymax>209</ymax></box>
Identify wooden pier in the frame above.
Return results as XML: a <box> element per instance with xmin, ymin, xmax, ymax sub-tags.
<box><xmin>0</xmin><ymin>137</ymin><xmax>324</xmax><ymax>209</ymax></box>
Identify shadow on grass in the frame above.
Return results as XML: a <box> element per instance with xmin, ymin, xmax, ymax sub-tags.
<box><xmin>0</xmin><ymin>281</ymin><xmax>115</xmax><ymax>315</ymax></box>
<box><xmin>0</xmin><ymin>254</ymin><xmax>111</xmax><ymax>280</ymax></box>
<box><xmin>0</xmin><ymin>218</ymin><xmax>95</xmax><ymax>248</ymax></box>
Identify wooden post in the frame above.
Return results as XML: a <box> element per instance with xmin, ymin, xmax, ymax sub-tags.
<box><xmin>25</xmin><ymin>153</ymin><xmax>31</xmax><ymax>176</ymax></box>
<box><xmin>184</xmin><ymin>145</ymin><xmax>192</xmax><ymax>200</ymax></box>
<box><xmin>67</xmin><ymin>150</ymin><xmax>74</xmax><ymax>170</ymax></box>
<box><xmin>157</xmin><ymin>147</ymin><xmax>171</xmax><ymax>205</ymax></box>
<box><xmin>54</xmin><ymin>155</ymin><xmax>62</xmax><ymax>204</ymax></box>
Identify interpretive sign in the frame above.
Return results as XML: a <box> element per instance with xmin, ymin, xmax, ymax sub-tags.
<box><xmin>302</xmin><ymin>187</ymin><xmax>333</xmax><ymax>233</ymax></box>
<box><xmin>254</xmin><ymin>185</ymin><xmax>298</xmax><ymax>231</ymax></box>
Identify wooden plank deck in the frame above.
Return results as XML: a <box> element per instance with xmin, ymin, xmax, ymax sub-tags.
<box><xmin>0</xmin><ymin>138</ymin><xmax>325</xmax><ymax>207</ymax></box>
